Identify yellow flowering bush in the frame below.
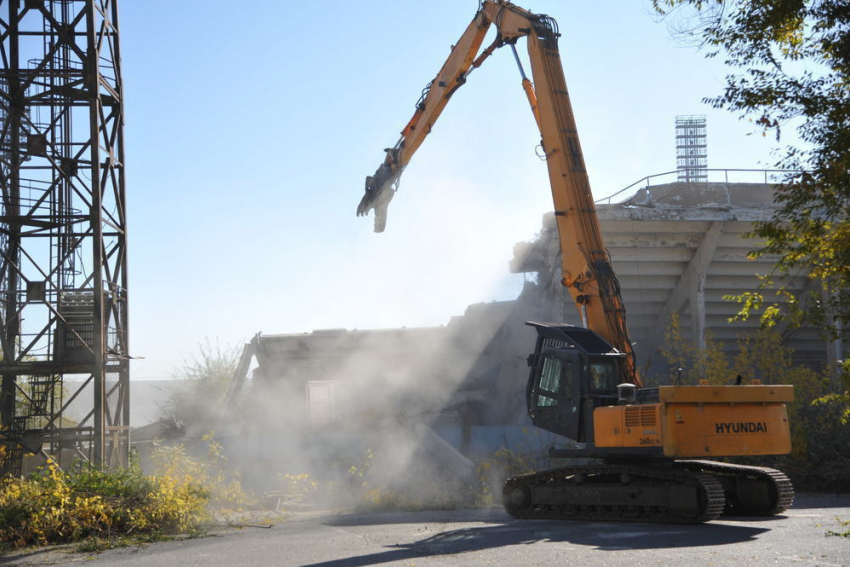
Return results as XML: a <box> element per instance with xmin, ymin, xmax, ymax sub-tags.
<box><xmin>0</xmin><ymin>459</ymin><xmax>207</xmax><ymax>549</ymax></box>
<box><xmin>150</xmin><ymin>436</ymin><xmax>251</xmax><ymax>519</ymax></box>
<box><xmin>277</xmin><ymin>473</ymin><xmax>319</xmax><ymax>506</ymax></box>
<box><xmin>0</xmin><ymin>435</ymin><xmax>257</xmax><ymax>549</ymax></box>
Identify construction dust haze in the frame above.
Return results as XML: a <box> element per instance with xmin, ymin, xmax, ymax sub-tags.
<box><xmin>133</xmin><ymin>178</ymin><xmax>566</xmax><ymax>512</ymax></box>
<box><xmin>223</xmin><ymin>298</ymin><xmax>556</xmax><ymax>510</ymax></box>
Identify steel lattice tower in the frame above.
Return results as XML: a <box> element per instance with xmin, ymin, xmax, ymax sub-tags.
<box><xmin>0</xmin><ymin>0</ymin><xmax>128</xmax><ymax>473</ymax></box>
<box><xmin>675</xmin><ymin>115</ymin><xmax>707</xmax><ymax>183</ymax></box>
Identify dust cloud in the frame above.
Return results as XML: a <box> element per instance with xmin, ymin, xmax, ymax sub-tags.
<box><xmin>139</xmin><ymin>181</ymin><xmax>568</xmax><ymax>511</ymax></box>
<box><xmin>225</xmin><ymin>304</ymin><xmax>533</xmax><ymax>509</ymax></box>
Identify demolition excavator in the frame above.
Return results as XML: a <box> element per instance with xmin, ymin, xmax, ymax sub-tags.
<box><xmin>357</xmin><ymin>1</ymin><xmax>794</xmax><ymax>523</ymax></box>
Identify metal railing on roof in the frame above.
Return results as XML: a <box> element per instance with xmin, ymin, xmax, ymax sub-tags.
<box><xmin>595</xmin><ymin>168</ymin><xmax>793</xmax><ymax>205</ymax></box>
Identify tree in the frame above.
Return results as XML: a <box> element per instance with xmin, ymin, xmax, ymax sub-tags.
<box><xmin>162</xmin><ymin>340</ymin><xmax>240</xmax><ymax>435</ymax></box>
<box><xmin>652</xmin><ymin>0</ymin><xmax>849</xmax><ymax>349</ymax></box>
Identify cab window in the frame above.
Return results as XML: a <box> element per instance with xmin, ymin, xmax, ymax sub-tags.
<box><xmin>537</xmin><ymin>357</ymin><xmax>561</xmax><ymax>407</ymax></box>
<box><xmin>589</xmin><ymin>360</ymin><xmax>618</xmax><ymax>389</ymax></box>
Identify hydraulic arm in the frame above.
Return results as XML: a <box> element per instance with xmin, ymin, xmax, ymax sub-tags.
<box><xmin>357</xmin><ymin>1</ymin><xmax>638</xmax><ymax>385</ymax></box>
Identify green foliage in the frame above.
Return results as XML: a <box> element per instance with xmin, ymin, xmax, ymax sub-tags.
<box><xmin>0</xmin><ymin>437</ymin><xmax>253</xmax><ymax>550</ymax></box>
<box><xmin>827</xmin><ymin>518</ymin><xmax>850</xmax><ymax>538</ymax></box>
<box><xmin>273</xmin><ymin>449</ymin><xmax>426</xmax><ymax>512</ymax></box>
<box><xmin>659</xmin><ymin>316</ymin><xmax>850</xmax><ymax>490</ymax></box>
<box><xmin>653</xmin><ymin>0</ymin><xmax>850</xmax><ymax>337</ymax></box>
<box><xmin>276</xmin><ymin>472</ymin><xmax>319</xmax><ymax>507</ymax></box>
<box><xmin>163</xmin><ymin>339</ymin><xmax>240</xmax><ymax>428</ymax></box>
<box><xmin>0</xmin><ymin>459</ymin><xmax>207</xmax><ymax>549</ymax></box>
<box><xmin>150</xmin><ymin>434</ymin><xmax>252</xmax><ymax>518</ymax></box>
<box><xmin>660</xmin><ymin>314</ymin><xmax>732</xmax><ymax>386</ymax></box>
<box><xmin>814</xmin><ymin>359</ymin><xmax>850</xmax><ymax>424</ymax></box>
<box><xmin>340</xmin><ymin>449</ymin><xmax>444</xmax><ymax>512</ymax></box>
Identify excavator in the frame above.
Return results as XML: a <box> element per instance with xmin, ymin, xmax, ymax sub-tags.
<box><xmin>357</xmin><ymin>0</ymin><xmax>794</xmax><ymax>523</ymax></box>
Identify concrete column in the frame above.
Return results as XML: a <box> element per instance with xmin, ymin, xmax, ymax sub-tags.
<box><xmin>690</xmin><ymin>271</ymin><xmax>707</xmax><ymax>350</ymax></box>
<box><xmin>644</xmin><ymin>221</ymin><xmax>723</xmax><ymax>357</ymax></box>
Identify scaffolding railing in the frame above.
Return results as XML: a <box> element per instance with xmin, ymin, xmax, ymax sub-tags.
<box><xmin>595</xmin><ymin>168</ymin><xmax>795</xmax><ymax>205</ymax></box>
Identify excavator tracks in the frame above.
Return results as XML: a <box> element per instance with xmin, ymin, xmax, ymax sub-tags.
<box><xmin>503</xmin><ymin>462</ymin><xmax>725</xmax><ymax>524</ymax></box>
<box><xmin>503</xmin><ymin>460</ymin><xmax>793</xmax><ymax>523</ymax></box>
<box><xmin>679</xmin><ymin>460</ymin><xmax>794</xmax><ymax>516</ymax></box>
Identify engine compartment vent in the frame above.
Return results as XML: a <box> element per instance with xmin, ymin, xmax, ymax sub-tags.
<box><xmin>625</xmin><ymin>405</ymin><xmax>657</xmax><ymax>427</ymax></box>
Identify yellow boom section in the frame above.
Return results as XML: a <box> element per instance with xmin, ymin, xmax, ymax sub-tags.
<box><xmin>357</xmin><ymin>1</ymin><xmax>639</xmax><ymax>385</ymax></box>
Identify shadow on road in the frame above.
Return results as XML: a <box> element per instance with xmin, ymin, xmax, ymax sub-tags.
<box><xmin>325</xmin><ymin>508</ymin><xmax>507</xmax><ymax>527</ymax></box>
<box><xmin>0</xmin><ymin>545</ymin><xmax>65</xmax><ymax>566</ymax></box>
<box><xmin>713</xmin><ymin>514</ymin><xmax>789</xmax><ymax>523</ymax></box>
<box><xmin>790</xmin><ymin>494</ymin><xmax>850</xmax><ymax>510</ymax></box>
<box><xmin>305</xmin><ymin>518</ymin><xmax>769</xmax><ymax>567</ymax></box>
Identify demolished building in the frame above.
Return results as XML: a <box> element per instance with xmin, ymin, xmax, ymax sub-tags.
<box><xmin>225</xmin><ymin>176</ymin><xmax>846</xmax><ymax>468</ymax></box>
<box><xmin>514</xmin><ymin>178</ymin><xmax>842</xmax><ymax>371</ymax></box>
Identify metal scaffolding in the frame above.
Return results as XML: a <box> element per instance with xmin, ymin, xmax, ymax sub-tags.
<box><xmin>675</xmin><ymin>115</ymin><xmax>707</xmax><ymax>183</ymax></box>
<box><xmin>0</xmin><ymin>0</ymin><xmax>129</xmax><ymax>473</ymax></box>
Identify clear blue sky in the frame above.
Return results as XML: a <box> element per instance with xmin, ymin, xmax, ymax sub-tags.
<box><xmin>120</xmin><ymin>0</ymin><xmax>781</xmax><ymax>379</ymax></box>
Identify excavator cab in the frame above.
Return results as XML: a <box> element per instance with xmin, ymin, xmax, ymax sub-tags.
<box><xmin>525</xmin><ymin>322</ymin><xmax>629</xmax><ymax>444</ymax></box>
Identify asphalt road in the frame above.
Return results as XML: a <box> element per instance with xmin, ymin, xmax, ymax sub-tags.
<box><xmin>3</xmin><ymin>494</ymin><xmax>849</xmax><ymax>567</ymax></box>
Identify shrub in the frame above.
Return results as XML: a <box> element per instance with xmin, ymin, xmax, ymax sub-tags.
<box><xmin>0</xmin><ymin>458</ymin><xmax>207</xmax><ymax>549</ymax></box>
<box><xmin>276</xmin><ymin>473</ymin><xmax>319</xmax><ymax>507</ymax></box>
<box><xmin>0</xmin><ymin>435</ymin><xmax>254</xmax><ymax>549</ymax></box>
<box><xmin>162</xmin><ymin>340</ymin><xmax>240</xmax><ymax>434</ymax></box>
<box><xmin>150</xmin><ymin>435</ymin><xmax>251</xmax><ymax>518</ymax></box>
